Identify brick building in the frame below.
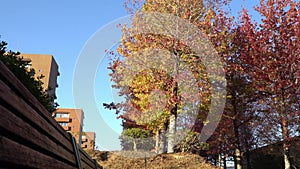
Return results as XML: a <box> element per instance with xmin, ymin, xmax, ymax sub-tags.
<box><xmin>81</xmin><ymin>132</ymin><xmax>96</xmax><ymax>150</ymax></box>
<box><xmin>53</xmin><ymin>108</ymin><xmax>84</xmax><ymax>145</ymax></box>
<box><xmin>20</xmin><ymin>53</ymin><xmax>59</xmax><ymax>98</ymax></box>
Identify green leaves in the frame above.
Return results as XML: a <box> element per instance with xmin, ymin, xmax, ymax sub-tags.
<box><xmin>174</xmin><ymin>131</ymin><xmax>210</xmax><ymax>153</ymax></box>
<box><xmin>0</xmin><ymin>40</ymin><xmax>57</xmax><ymax>112</ymax></box>
<box><xmin>122</xmin><ymin>128</ymin><xmax>153</xmax><ymax>138</ymax></box>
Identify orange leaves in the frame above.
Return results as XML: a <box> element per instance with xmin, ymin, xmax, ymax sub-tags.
<box><xmin>109</xmin><ymin>0</ymin><xmax>230</xmax><ymax>138</ymax></box>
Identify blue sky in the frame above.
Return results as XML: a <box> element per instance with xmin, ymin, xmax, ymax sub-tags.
<box><xmin>1</xmin><ymin>0</ymin><xmax>260</xmax><ymax>150</ymax></box>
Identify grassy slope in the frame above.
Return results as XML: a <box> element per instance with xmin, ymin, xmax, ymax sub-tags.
<box><xmin>87</xmin><ymin>150</ymin><xmax>220</xmax><ymax>169</ymax></box>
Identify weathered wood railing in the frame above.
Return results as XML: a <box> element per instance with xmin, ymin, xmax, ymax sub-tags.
<box><xmin>0</xmin><ymin>61</ymin><xmax>101</xmax><ymax>169</ymax></box>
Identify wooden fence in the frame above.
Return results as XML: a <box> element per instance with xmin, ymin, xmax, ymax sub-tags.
<box><xmin>0</xmin><ymin>61</ymin><xmax>102</xmax><ymax>169</ymax></box>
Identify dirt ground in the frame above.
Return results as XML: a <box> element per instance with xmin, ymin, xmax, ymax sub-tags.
<box><xmin>87</xmin><ymin>150</ymin><xmax>220</xmax><ymax>169</ymax></box>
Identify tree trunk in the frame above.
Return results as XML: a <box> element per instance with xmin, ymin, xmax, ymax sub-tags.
<box><xmin>159</xmin><ymin>128</ymin><xmax>167</xmax><ymax>154</ymax></box>
<box><xmin>223</xmin><ymin>155</ymin><xmax>227</xmax><ymax>169</ymax></box>
<box><xmin>282</xmin><ymin>117</ymin><xmax>291</xmax><ymax>169</ymax></box>
<box><xmin>167</xmin><ymin>114</ymin><xmax>176</xmax><ymax>153</ymax></box>
<box><xmin>283</xmin><ymin>145</ymin><xmax>290</xmax><ymax>169</ymax></box>
<box><xmin>155</xmin><ymin>130</ymin><xmax>160</xmax><ymax>154</ymax></box>
<box><xmin>133</xmin><ymin>139</ymin><xmax>137</xmax><ymax>151</ymax></box>
<box><xmin>234</xmin><ymin>120</ymin><xmax>242</xmax><ymax>169</ymax></box>
<box><xmin>214</xmin><ymin>157</ymin><xmax>217</xmax><ymax>166</ymax></box>
<box><xmin>167</xmin><ymin>78</ymin><xmax>178</xmax><ymax>153</ymax></box>
<box><xmin>218</xmin><ymin>153</ymin><xmax>222</xmax><ymax>167</ymax></box>
<box><xmin>235</xmin><ymin>148</ymin><xmax>242</xmax><ymax>169</ymax></box>
<box><xmin>243</xmin><ymin>130</ymin><xmax>252</xmax><ymax>169</ymax></box>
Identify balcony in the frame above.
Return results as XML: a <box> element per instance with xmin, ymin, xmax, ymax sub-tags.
<box><xmin>62</xmin><ymin>126</ymin><xmax>71</xmax><ymax>131</ymax></box>
<box><xmin>55</xmin><ymin>117</ymin><xmax>71</xmax><ymax>122</ymax></box>
<box><xmin>81</xmin><ymin>144</ymin><xmax>88</xmax><ymax>149</ymax></box>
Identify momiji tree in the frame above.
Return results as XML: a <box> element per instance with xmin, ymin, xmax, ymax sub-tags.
<box><xmin>199</xmin><ymin>5</ymin><xmax>259</xmax><ymax>168</ymax></box>
<box><xmin>108</xmin><ymin>0</ymin><xmax>229</xmax><ymax>154</ymax></box>
<box><xmin>222</xmin><ymin>73</ymin><xmax>257</xmax><ymax>169</ymax></box>
<box><xmin>236</xmin><ymin>0</ymin><xmax>300</xmax><ymax>168</ymax></box>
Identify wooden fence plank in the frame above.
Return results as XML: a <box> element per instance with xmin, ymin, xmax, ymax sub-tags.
<box><xmin>0</xmin><ymin>105</ymin><xmax>76</xmax><ymax>166</ymax></box>
<box><xmin>0</xmin><ymin>79</ymin><xmax>74</xmax><ymax>152</ymax></box>
<box><xmin>80</xmin><ymin>148</ymin><xmax>98</xmax><ymax>168</ymax></box>
<box><xmin>0</xmin><ymin>136</ymin><xmax>76</xmax><ymax>169</ymax></box>
<box><xmin>0</xmin><ymin>61</ymin><xmax>69</xmax><ymax>140</ymax></box>
<box><xmin>0</xmin><ymin>61</ymin><xmax>102</xmax><ymax>169</ymax></box>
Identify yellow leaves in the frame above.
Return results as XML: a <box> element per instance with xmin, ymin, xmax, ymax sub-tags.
<box><xmin>141</xmin><ymin>0</ymin><xmax>208</xmax><ymax>24</ymax></box>
<box><xmin>204</xmin><ymin>8</ymin><xmax>215</xmax><ymax>23</ymax></box>
<box><xmin>127</xmin><ymin>69</ymin><xmax>174</xmax><ymax>118</ymax></box>
<box><xmin>114</xmin><ymin>0</ymin><xmax>229</xmax><ymax>132</ymax></box>
<box><xmin>203</xmin><ymin>120</ymin><xmax>209</xmax><ymax>126</ymax></box>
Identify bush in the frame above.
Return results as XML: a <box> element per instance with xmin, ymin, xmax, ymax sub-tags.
<box><xmin>120</xmin><ymin>128</ymin><xmax>155</xmax><ymax>151</ymax></box>
<box><xmin>0</xmin><ymin>40</ymin><xmax>57</xmax><ymax>112</ymax></box>
<box><xmin>174</xmin><ymin>131</ymin><xmax>209</xmax><ymax>154</ymax></box>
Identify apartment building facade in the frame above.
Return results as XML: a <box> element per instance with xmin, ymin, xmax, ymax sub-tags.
<box><xmin>81</xmin><ymin>132</ymin><xmax>96</xmax><ymax>150</ymax></box>
<box><xmin>20</xmin><ymin>53</ymin><xmax>59</xmax><ymax>98</ymax></box>
<box><xmin>53</xmin><ymin>108</ymin><xmax>84</xmax><ymax>145</ymax></box>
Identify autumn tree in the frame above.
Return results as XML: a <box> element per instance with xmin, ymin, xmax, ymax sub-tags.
<box><xmin>222</xmin><ymin>73</ymin><xmax>258</xmax><ymax>169</ymax></box>
<box><xmin>108</xmin><ymin>0</ymin><xmax>228</xmax><ymax>154</ymax></box>
<box><xmin>236</xmin><ymin>0</ymin><xmax>300</xmax><ymax>168</ymax></box>
<box><xmin>198</xmin><ymin>8</ymin><xmax>259</xmax><ymax>169</ymax></box>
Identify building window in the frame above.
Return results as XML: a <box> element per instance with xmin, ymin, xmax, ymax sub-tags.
<box><xmin>59</xmin><ymin>122</ymin><xmax>68</xmax><ymax>126</ymax></box>
<box><xmin>55</xmin><ymin>113</ymin><xmax>69</xmax><ymax>118</ymax></box>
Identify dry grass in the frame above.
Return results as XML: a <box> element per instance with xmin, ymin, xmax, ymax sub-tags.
<box><xmin>88</xmin><ymin>150</ymin><xmax>220</xmax><ymax>169</ymax></box>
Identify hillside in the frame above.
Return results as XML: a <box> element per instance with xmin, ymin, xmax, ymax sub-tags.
<box><xmin>87</xmin><ymin>150</ymin><xmax>220</xmax><ymax>169</ymax></box>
